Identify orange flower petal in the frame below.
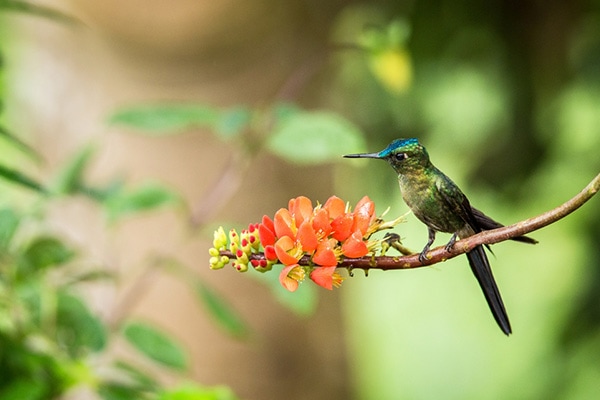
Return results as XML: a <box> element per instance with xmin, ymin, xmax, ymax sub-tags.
<box><xmin>310</xmin><ymin>266</ymin><xmax>343</xmax><ymax>290</ymax></box>
<box><xmin>323</xmin><ymin>196</ymin><xmax>346</xmax><ymax>220</ymax></box>
<box><xmin>289</xmin><ymin>196</ymin><xmax>313</xmax><ymax>227</ymax></box>
<box><xmin>342</xmin><ymin>230</ymin><xmax>369</xmax><ymax>258</ymax></box>
<box><xmin>279</xmin><ymin>264</ymin><xmax>304</xmax><ymax>292</ymax></box>
<box><xmin>352</xmin><ymin>196</ymin><xmax>375</xmax><ymax>235</ymax></box>
<box><xmin>297</xmin><ymin>220</ymin><xmax>318</xmax><ymax>253</ymax></box>
<box><xmin>274</xmin><ymin>208</ymin><xmax>295</xmax><ymax>240</ymax></box>
<box><xmin>312</xmin><ymin>238</ymin><xmax>338</xmax><ymax>266</ymax></box>
<box><xmin>354</xmin><ymin>195</ymin><xmax>374</xmax><ymax>212</ymax></box>
<box><xmin>331</xmin><ymin>213</ymin><xmax>354</xmax><ymax>242</ymax></box>
<box><xmin>312</xmin><ymin>208</ymin><xmax>332</xmax><ymax>237</ymax></box>
<box><xmin>274</xmin><ymin>236</ymin><xmax>302</xmax><ymax>266</ymax></box>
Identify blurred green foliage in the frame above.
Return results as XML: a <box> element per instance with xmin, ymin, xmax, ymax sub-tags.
<box><xmin>0</xmin><ymin>134</ymin><xmax>243</xmax><ymax>398</ymax></box>
<box><xmin>123</xmin><ymin>322</ymin><xmax>188</xmax><ymax>371</ymax></box>
<box><xmin>0</xmin><ymin>4</ymin><xmax>242</xmax><ymax>399</ymax></box>
<box><xmin>110</xmin><ymin>102</ymin><xmax>368</xmax><ymax>162</ymax></box>
<box><xmin>2</xmin><ymin>1</ymin><xmax>600</xmax><ymax>400</ymax></box>
<box><xmin>0</xmin><ymin>140</ymin><xmax>243</xmax><ymax>400</ymax></box>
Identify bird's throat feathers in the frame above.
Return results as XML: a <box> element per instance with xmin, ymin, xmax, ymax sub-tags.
<box><xmin>397</xmin><ymin>163</ymin><xmax>438</xmax><ymax>196</ymax></box>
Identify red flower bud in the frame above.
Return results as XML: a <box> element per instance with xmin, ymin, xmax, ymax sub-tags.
<box><xmin>258</xmin><ymin>215</ymin><xmax>276</xmax><ymax>246</ymax></box>
<box><xmin>264</xmin><ymin>245</ymin><xmax>278</xmax><ymax>261</ymax></box>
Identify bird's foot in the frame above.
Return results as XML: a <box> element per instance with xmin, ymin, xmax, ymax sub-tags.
<box><xmin>444</xmin><ymin>233</ymin><xmax>458</xmax><ymax>253</ymax></box>
<box><xmin>418</xmin><ymin>250</ymin><xmax>429</xmax><ymax>264</ymax></box>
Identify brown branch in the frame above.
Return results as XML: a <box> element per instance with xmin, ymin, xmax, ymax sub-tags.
<box><xmin>220</xmin><ymin>172</ymin><xmax>600</xmax><ymax>271</ymax></box>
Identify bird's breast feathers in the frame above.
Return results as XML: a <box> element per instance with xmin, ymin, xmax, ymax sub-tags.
<box><xmin>398</xmin><ymin>172</ymin><xmax>468</xmax><ymax>233</ymax></box>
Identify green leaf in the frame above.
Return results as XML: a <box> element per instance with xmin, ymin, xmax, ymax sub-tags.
<box><xmin>62</xmin><ymin>269</ymin><xmax>115</xmax><ymax>285</ymax></box>
<box><xmin>104</xmin><ymin>182</ymin><xmax>180</xmax><ymax>221</ymax></box>
<box><xmin>159</xmin><ymin>383</ymin><xmax>239</xmax><ymax>400</ymax></box>
<box><xmin>215</xmin><ymin>107</ymin><xmax>251</xmax><ymax>138</ymax></box>
<box><xmin>56</xmin><ymin>292</ymin><xmax>107</xmax><ymax>354</ymax></box>
<box><xmin>123</xmin><ymin>321</ymin><xmax>188</xmax><ymax>370</ymax></box>
<box><xmin>99</xmin><ymin>383</ymin><xmax>147</xmax><ymax>400</ymax></box>
<box><xmin>98</xmin><ymin>361</ymin><xmax>160</xmax><ymax>400</ymax></box>
<box><xmin>267</xmin><ymin>111</ymin><xmax>366</xmax><ymax>164</ymax></box>
<box><xmin>53</xmin><ymin>145</ymin><xmax>95</xmax><ymax>196</ymax></box>
<box><xmin>195</xmin><ymin>281</ymin><xmax>248</xmax><ymax>338</ymax></box>
<box><xmin>271</xmin><ymin>102</ymin><xmax>302</xmax><ymax>124</ymax></box>
<box><xmin>0</xmin><ymin>126</ymin><xmax>41</xmax><ymax>161</ymax></box>
<box><xmin>0</xmin><ymin>0</ymin><xmax>80</xmax><ymax>24</ymax></box>
<box><xmin>0</xmin><ymin>378</ymin><xmax>47</xmax><ymax>400</ymax></box>
<box><xmin>0</xmin><ymin>163</ymin><xmax>46</xmax><ymax>193</ymax></box>
<box><xmin>20</xmin><ymin>236</ymin><xmax>74</xmax><ymax>271</ymax></box>
<box><xmin>108</xmin><ymin>104</ymin><xmax>220</xmax><ymax>134</ymax></box>
<box><xmin>80</xmin><ymin>176</ymin><xmax>126</xmax><ymax>203</ymax></box>
<box><xmin>0</xmin><ymin>207</ymin><xmax>20</xmax><ymax>250</ymax></box>
<box><xmin>113</xmin><ymin>361</ymin><xmax>160</xmax><ymax>392</ymax></box>
<box><xmin>386</xmin><ymin>18</ymin><xmax>411</xmax><ymax>47</ymax></box>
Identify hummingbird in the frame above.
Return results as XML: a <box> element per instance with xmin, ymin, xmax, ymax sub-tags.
<box><xmin>344</xmin><ymin>138</ymin><xmax>537</xmax><ymax>335</ymax></box>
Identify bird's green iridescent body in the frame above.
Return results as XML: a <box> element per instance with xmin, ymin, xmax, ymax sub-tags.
<box><xmin>398</xmin><ymin>165</ymin><xmax>468</xmax><ymax>235</ymax></box>
<box><xmin>344</xmin><ymin>138</ymin><xmax>537</xmax><ymax>335</ymax></box>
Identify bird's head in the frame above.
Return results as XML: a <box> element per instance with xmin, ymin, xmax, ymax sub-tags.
<box><xmin>344</xmin><ymin>138</ymin><xmax>430</xmax><ymax>174</ymax></box>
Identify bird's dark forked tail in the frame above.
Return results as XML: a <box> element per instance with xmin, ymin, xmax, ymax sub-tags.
<box><xmin>466</xmin><ymin>245</ymin><xmax>512</xmax><ymax>335</ymax></box>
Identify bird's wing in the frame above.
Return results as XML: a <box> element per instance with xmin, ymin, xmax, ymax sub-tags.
<box><xmin>471</xmin><ymin>207</ymin><xmax>503</xmax><ymax>230</ymax></box>
<box><xmin>434</xmin><ymin>176</ymin><xmax>481</xmax><ymax>234</ymax></box>
<box><xmin>435</xmin><ymin>176</ymin><xmax>493</xmax><ymax>253</ymax></box>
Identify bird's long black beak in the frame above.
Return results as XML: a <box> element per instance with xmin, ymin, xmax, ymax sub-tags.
<box><xmin>343</xmin><ymin>152</ymin><xmax>382</xmax><ymax>159</ymax></box>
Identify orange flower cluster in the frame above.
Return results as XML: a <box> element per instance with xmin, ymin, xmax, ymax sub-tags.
<box><xmin>258</xmin><ymin>196</ymin><xmax>376</xmax><ymax>291</ymax></box>
<box><xmin>209</xmin><ymin>195</ymin><xmax>405</xmax><ymax>292</ymax></box>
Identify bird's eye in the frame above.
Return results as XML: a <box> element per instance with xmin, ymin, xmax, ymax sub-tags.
<box><xmin>394</xmin><ymin>152</ymin><xmax>407</xmax><ymax>161</ymax></box>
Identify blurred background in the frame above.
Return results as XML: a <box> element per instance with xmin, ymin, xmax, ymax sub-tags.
<box><xmin>0</xmin><ymin>0</ymin><xmax>599</xmax><ymax>399</ymax></box>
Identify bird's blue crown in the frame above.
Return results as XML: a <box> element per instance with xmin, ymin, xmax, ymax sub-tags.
<box><xmin>378</xmin><ymin>138</ymin><xmax>420</xmax><ymax>157</ymax></box>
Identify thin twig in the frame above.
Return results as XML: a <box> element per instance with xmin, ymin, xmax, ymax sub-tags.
<box><xmin>190</xmin><ymin>150</ymin><xmax>250</xmax><ymax>228</ymax></box>
<box><xmin>220</xmin><ymin>172</ymin><xmax>600</xmax><ymax>271</ymax></box>
<box><xmin>191</xmin><ymin>48</ymin><xmax>329</xmax><ymax>228</ymax></box>
<box><xmin>106</xmin><ymin>261</ymin><xmax>160</xmax><ymax>330</ymax></box>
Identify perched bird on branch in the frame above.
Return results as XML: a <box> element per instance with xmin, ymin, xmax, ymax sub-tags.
<box><xmin>345</xmin><ymin>138</ymin><xmax>537</xmax><ymax>335</ymax></box>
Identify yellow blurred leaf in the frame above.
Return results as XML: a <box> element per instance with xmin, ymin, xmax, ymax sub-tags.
<box><xmin>368</xmin><ymin>48</ymin><xmax>413</xmax><ymax>94</ymax></box>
